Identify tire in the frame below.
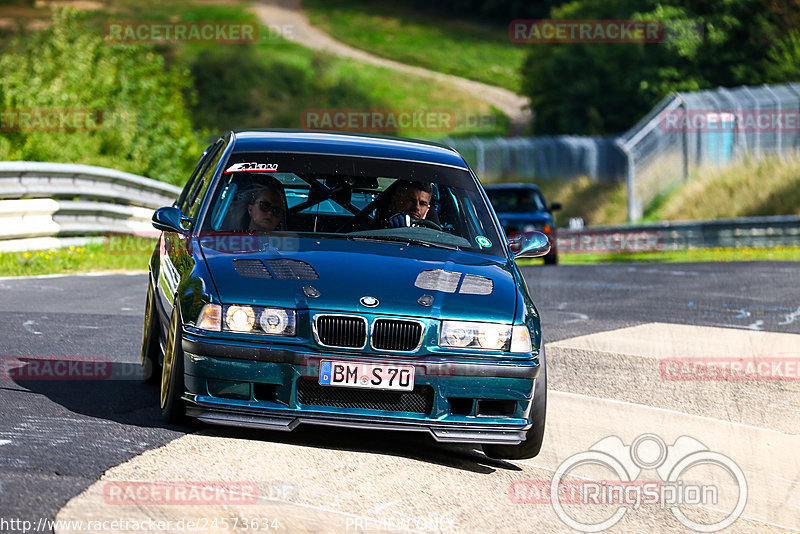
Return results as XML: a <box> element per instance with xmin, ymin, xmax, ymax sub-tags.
<box><xmin>160</xmin><ymin>300</ymin><xmax>187</xmax><ymax>424</ymax></box>
<box><xmin>483</xmin><ymin>346</ymin><xmax>547</xmax><ymax>460</ymax></box>
<box><xmin>141</xmin><ymin>280</ymin><xmax>162</xmax><ymax>385</ymax></box>
<box><xmin>543</xmin><ymin>252</ymin><xmax>558</xmax><ymax>265</ymax></box>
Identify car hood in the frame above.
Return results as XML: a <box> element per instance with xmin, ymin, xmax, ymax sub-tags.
<box><xmin>200</xmin><ymin>235</ymin><xmax>518</xmax><ymax>322</ymax></box>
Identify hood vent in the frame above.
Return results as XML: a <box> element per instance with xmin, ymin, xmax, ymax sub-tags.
<box><xmin>233</xmin><ymin>259</ymin><xmax>272</xmax><ymax>278</ymax></box>
<box><xmin>414</xmin><ymin>269</ymin><xmax>461</xmax><ymax>293</ymax></box>
<box><xmin>266</xmin><ymin>259</ymin><xmax>319</xmax><ymax>280</ymax></box>
<box><xmin>459</xmin><ymin>274</ymin><xmax>493</xmax><ymax>295</ymax></box>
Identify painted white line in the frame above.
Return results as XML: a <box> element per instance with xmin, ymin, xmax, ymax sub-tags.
<box><xmin>780</xmin><ymin>305</ymin><xmax>800</xmax><ymax>326</ymax></box>
<box><xmin>22</xmin><ymin>320</ymin><xmax>42</xmax><ymax>335</ymax></box>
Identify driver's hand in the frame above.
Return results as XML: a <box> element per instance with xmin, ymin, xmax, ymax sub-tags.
<box><xmin>388</xmin><ymin>213</ymin><xmax>411</xmax><ymax>228</ymax></box>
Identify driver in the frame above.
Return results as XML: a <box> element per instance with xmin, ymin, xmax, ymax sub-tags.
<box><xmin>383</xmin><ymin>180</ymin><xmax>432</xmax><ymax>228</ymax></box>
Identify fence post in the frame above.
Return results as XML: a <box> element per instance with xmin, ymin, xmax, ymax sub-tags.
<box><xmin>763</xmin><ymin>84</ymin><xmax>782</xmax><ymax>155</ymax></box>
<box><xmin>615</xmin><ymin>139</ymin><xmax>641</xmax><ymax>222</ymax></box>
<box><xmin>471</xmin><ymin>136</ymin><xmax>486</xmax><ymax>178</ymax></box>
<box><xmin>742</xmin><ymin>86</ymin><xmax>761</xmax><ymax>158</ymax></box>
<box><xmin>675</xmin><ymin>94</ymin><xmax>689</xmax><ymax>181</ymax></box>
<box><xmin>787</xmin><ymin>83</ymin><xmax>800</xmax><ymax>150</ymax></box>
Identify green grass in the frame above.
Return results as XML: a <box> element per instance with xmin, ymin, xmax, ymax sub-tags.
<box><xmin>514</xmin><ymin>247</ymin><xmax>800</xmax><ymax>266</ymax></box>
<box><xmin>526</xmin><ymin>153</ymin><xmax>800</xmax><ymax>227</ymax></box>
<box><xmin>528</xmin><ymin>176</ymin><xmax>628</xmax><ymax>226</ymax></box>
<box><xmin>0</xmin><ymin>241</ymin><xmax>152</xmax><ymax>277</ymax></box>
<box><xmin>4</xmin><ymin>240</ymin><xmax>797</xmax><ymax>278</ymax></box>
<box><xmin>649</xmin><ymin>154</ymin><xmax>800</xmax><ymax>221</ymax></box>
<box><xmin>304</xmin><ymin>0</ymin><xmax>526</xmax><ymax>93</ymax></box>
<box><xmin>1</xmin><ymin>0</ymin><xmax>506</xmax><ymax>140</ymax></box>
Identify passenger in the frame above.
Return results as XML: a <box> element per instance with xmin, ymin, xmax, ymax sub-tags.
<box><xmin>238</xmin><ymin>177</ymin><xmax>287</xmax><ymax>232</ymax></box>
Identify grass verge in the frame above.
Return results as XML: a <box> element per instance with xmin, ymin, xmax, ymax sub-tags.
<box><xmin>516</xmin><ymin>247</ymin><xmax>800</xmax><ymax>266</ymax></box>
<box><xmin>2</xmin><ymin>241</ymin><xmax>797</xmax><ymax>277</ymax></box>
<box><xmin>0</xmin><ymin>241</ymin><xmax>152</xmax><ymax>277</ymax></box>
<box><xmin>303</xmin><ymin>0</ymin><xmax>525</xmax><ymax>93</ymax></box>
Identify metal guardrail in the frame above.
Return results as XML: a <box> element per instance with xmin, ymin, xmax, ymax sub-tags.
<box><xmin>0</xmin><ymin>162</ymin><xmax>181</xmax><ymax>251</ymax></box>
<box><xmin>556</xmin><ymin>215</ymin><xmax>800</xmax><ymax>254</ymax></box>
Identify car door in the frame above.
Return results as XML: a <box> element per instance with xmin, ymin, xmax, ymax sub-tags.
<box><xmin>156</xmin><ymin>138</ymin><xmax>227</xmax><ymax>321</ymax></box>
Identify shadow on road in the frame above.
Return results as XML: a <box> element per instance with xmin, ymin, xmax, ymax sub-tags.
<box><xmin>5</xmin><ymin>360</ymin><xmax>176</xmax><ymax>430</ymax></box>
<box><xmin>5</xmin><ymin>358</ymin><xmax>521</xmax><ymax>473</ymax></box>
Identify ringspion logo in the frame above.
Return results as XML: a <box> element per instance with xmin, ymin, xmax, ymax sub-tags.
<box><xmin>512</xmin><ymin>434</ymin><xmax>747</xmax><ymax>532</ymax></box>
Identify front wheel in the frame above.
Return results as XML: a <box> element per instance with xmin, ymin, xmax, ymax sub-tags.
<box><xmin>483</xmin><ymin>346</ymin><xmax>547</xmax><ymax>460</ymax></box>
<box><xmin>141</xmin><ymin>280</ymin><xmax>162</xmax><ymax>384</ymax></box>
<box><xmin>160</xmin><ymin>301</ymin><xmax>186</xmax><ymax>424</ymax></box>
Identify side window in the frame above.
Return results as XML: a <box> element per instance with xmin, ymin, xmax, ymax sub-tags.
<box><xmin>177</xmin><ymin>145</ymin><xmax>214</xmax><ymax>212</ymax></box>
<box><xmin>185</xmin><ymin>142</ymin><xmax>225</xmax><ymax>221</ymax></box>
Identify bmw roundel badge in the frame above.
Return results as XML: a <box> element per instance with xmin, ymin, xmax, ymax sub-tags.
<box><xmin>360</xmin><ymin>296</ymin><xmax>379</xmax><ymax>307</ymax></box>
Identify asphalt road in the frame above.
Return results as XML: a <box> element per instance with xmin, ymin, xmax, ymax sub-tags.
<box><xmin>0</xmin><ymin>263</ymin><xmax>798</xmax><ymax>532</ymax></box>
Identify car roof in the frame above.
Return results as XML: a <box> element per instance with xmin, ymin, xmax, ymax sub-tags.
<box><xmin>482</xmin><ymin>183</ymin><xmax>542</xmax><ymax>192</ymax></box>
<box><xmin>229</xmin><ymin>130</ymin><xmax>469</xmax><ymax>169</ymax></box>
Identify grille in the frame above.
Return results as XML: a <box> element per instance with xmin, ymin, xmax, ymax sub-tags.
<box><xmin>315</xmin><ymin>315</ymin><xmax>367</xmax><ymax>348</ymax></box>
<box><xmin>297</xmin><ymin>379</ymin><xmax>434</xmax><ymax>414</ymax></box>
<box><xmin>266</xmin><ymin>259</ymin><xmax>318</xmax><ymax>280</ymax></box>
<box><xmin>233</xmin><ymin>259</ymin><xmax>272</xmax><ymax>278</ymax></box>
<box><xmin>372</xmin><ymin>319</ymin><xmax>423</xmax><ymax>351</ymax></box>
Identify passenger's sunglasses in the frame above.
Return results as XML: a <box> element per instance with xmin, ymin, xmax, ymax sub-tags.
<box><xmin>256</xmin><ymin>201</ymin><xmax>284</xmax><ymax>216</ymax></box>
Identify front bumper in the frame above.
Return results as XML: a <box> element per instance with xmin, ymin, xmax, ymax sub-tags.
<box><xmin>181</xmin><ymin>333</ymin><xmax>541</xmax><ymax>444</ymax></box>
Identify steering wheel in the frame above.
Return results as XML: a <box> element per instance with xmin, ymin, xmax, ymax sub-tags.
<box><xmin>409</xmin><ymin>217</ymin><xmax>442</xmax><ymax>231</ymax></box>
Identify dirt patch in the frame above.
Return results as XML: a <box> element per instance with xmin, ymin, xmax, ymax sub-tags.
<box><xmin>34</xmin><ymin>0</ymin><xmax>105</xmax><ymax>10</ymax></box>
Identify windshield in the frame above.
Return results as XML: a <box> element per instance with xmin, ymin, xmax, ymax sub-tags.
<box><xmin>200</xmin><ymin>152</ymin><xmax>505</xmax><ymax>257</ymax></box>
<box><xmin>486</xmin><ymin>188</ymin><xmax>547</xmax><ymax>213</ymax></box>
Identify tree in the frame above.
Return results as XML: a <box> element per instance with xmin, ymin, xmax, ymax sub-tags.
<box><xmin>521</xmin><ymin>0</ymin><xmax>800</xmax><ymax>135</ymax></box>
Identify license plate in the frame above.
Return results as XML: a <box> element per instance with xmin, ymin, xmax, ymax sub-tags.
<box><xmin>318</xmin><ymin>360</ymin><xmax>415</xmax><ymax>391</ymax></box>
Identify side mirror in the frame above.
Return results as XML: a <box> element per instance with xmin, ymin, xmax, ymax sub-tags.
<box><xmin>550</xmin><ymin>202</ymin><xmax>562</xmax><ymax>212</ymax></box>
<box><xmin>512</xmin><ymin>231</ymin><xmax>551</xmax><ymax>258</ymax></box>
<box><xmin>152</xmin><ymin>206</ymin><xmax>193</xmax><ymax>234</ymax></box>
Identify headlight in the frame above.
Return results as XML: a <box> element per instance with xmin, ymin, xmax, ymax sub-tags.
<box><xmin>439</xmin><ymin>321</ymin><xmax>511</xmax><ymax>350</ymax></box>
<box><xmin>223</xmin><ymin>305</ymin><xmax>295</xmax><ymax>336</ymax></box>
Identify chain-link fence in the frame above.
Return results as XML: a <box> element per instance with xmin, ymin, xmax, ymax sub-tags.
<box><xmin>441</xmin><ymin>136</ymin><xmax>625</xmax><ymax>184</ymax></box>
<box><xmin>443</xmin><ymin>82</ymin><xmax>800</xmax><ymax>222</ymax></box>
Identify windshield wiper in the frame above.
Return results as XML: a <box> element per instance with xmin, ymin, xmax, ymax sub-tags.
<box><xmin>348</xmin><ymin>235</ymin><xmax>459</xmax><ymax>251</ymax></box>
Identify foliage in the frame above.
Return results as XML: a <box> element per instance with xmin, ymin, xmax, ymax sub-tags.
<box><xmin>0</xmin><ymin>9</ymin><xmax>203</xmax><ymax>185</ymax></box>
<box><xmin>304</xmin><ymin>0</ymin><xmax>527</xmax><ymax>92</ymax></box>
<box><xmin>521</xmin><ymin>0</ymin><xmax>800</xmax><ymax>135</ymax></box>
<box><xmin>186</xmin><ymin>44</ymin><xmax>389</xmax><ymax>133</ymax></box>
